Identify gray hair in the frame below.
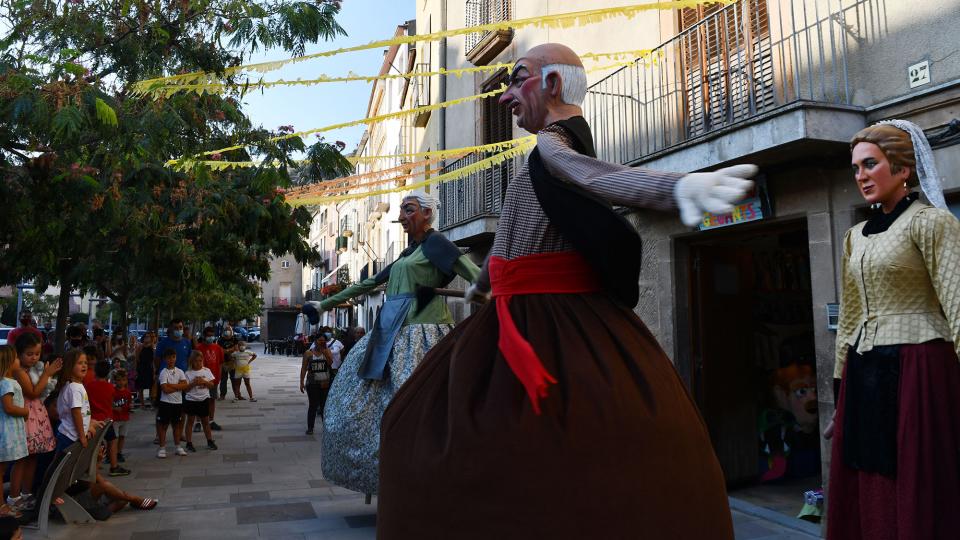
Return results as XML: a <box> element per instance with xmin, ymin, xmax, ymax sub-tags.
<box><xmin>403</xmin><ymin>190</ymin><xmax>439</xmax><ymax>224</ymax></box>
<box><xmin>541</xmin><ymin>63</ymin><xmax>587</xmax><ymax>106</ymax></box>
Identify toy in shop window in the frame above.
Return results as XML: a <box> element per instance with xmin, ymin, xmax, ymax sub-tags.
<box><xmin>758</xmin><ymin>362</ymin><xmax>821</xmax><ymax>483</ymax></box>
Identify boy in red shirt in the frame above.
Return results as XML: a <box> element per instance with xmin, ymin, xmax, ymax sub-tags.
<box><xmin>112</xmin><ymin>369</ymin><xmax>133</xmax><ymax>463</ymax></box>
<box><xmin>194</xmin><ymin>326</ymin><xmax>224</xmax><ymax>432</ymax></box>
<box><xmin>84</xmin><ymin>359</ymin><xmax>131</xmax><ymax>477</ymax></box>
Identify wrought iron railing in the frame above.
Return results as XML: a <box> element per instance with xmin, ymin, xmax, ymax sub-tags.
<box><xmin>583</xmin><ymin>0</ymin><xmax>851</xmax><ymax>165</ymax></box>
<box><xmin>438</xmin><ymin>152</ymin><xmax>515</xmax><ymax>230</ymax></box>
<box><xmin>465</xmin><ymin>0</ymin><xmax>512</xmax><ymax>53</ymax></box>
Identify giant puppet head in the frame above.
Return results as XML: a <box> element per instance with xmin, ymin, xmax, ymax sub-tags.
<box><xmin>772</xmin><ymin>363</ymin><xmax>818</xmax><ymax>433</ymax></box>
<box><xmin>498</xmin><ymin>43</ymin><xmax>588</xmax><ymax>133</ymax></box>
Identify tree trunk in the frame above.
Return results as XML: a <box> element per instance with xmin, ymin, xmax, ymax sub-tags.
<box><xmin>55</xmin><ymin>273</ymin><xmax>72</xmax><ymax>353</ymax></box>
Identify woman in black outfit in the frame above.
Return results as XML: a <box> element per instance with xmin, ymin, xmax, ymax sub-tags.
<box><xmin>300</xmin><ymin>334</ymin><xmax>332</xmax><ymax>435</ymax></box>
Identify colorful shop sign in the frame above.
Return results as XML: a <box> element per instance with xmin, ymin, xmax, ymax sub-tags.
<box><xmin>698</xmin><ymin>197</ymin><xmax>764</xmax><ymax>230</ymax></box>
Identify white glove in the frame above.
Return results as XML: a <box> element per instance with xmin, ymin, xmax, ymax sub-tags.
<box><xmin>674</xmin><ymin>164</ymin><xmax>758</xmax><ymax>227</ymax></box>
<box><xmin>464</xmin><ymin>283</ymin><xmax>491</xmax><ymax>305</ymax></box>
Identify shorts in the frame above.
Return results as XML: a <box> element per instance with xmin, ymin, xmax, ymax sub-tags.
<box><xmin>103</xmin><ymin>424</ymin><xmax>117</xmax><ymax>442</ymax></box>
<box><xmin>156</xmin><ymin>401</ymin><xmax>183</xmax><ymax>425</ymax></box>
<box><xmin>235</xmin><ymin>364</ymin><xmax>251</xmax><ymax>379</ymax></box>
<box><xmin>114</xmin><ymin>421</ymin><xmax>128</xmax><ymax>438</ymax></box>
<box><xmin>183</xmin><ymin>398</ymin><xmax>210</xmax><ymax>418</ymax></box>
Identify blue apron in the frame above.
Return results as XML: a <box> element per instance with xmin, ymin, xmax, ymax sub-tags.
<box><xmin>358</xmin><ymin>292</ymin><xmax>416</xmax><ymax>380</ymax></box>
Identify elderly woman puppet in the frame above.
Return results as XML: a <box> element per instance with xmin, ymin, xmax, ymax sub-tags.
<box><xmin>302</xmin><ymin>190</ymin><xmax>480</xmax><ymax>497</ymax></box>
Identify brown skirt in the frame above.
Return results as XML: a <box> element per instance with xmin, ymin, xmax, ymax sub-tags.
<box><xmin>378</xmin><ymin>292</ymin><xmax>733</xmax><ymax>539</ymax></box>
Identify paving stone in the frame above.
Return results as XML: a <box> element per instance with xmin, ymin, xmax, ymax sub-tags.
<box><xmin>223</xmin><ymin>453</ymin><xmax>260</xmax><ymax>463</ymax></box>
<box><xmin>181</xmin><ymin>473</ymin><xmax>253</xmax><ymax>488</ymax></box>
<box><xmin>219</xmin><ymin>423</ymin><xmax>261</xmax><ymax>431</ymax></box>
<box><xmin>343</xmin><ymin>514</ymin><xmax>377</xmax><ymax>529</ymax></box>
<box><xmin>130</xmin><ymin>531</ymin><xmax>180</xmax><ymax>540</ymax></box>
<box><xmin>225</xmin><ymin>413</ymin><xmax>265</xmax><ymax>417</ymax></box>
<box><xmin>236</xmin><ymin>501</ymin><xmax>317</xmax><ymax>525</ymax></box>
<box><xmin>136</xmin><ymin>470</ymin><xmax>173</xmax><ymax>479</ymax></box>
<box><xmin>269</xmin><ymin>435</ymin><xmax>315</xmax><ymax>443</ymax></box>
<box><xmin>230</xmin><ymin>491</ymin><xmax>271</xmax><ymax>503</ymax></box>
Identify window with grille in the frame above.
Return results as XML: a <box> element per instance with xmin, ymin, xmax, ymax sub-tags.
<box><xmin>465</xmin><ymin>0</ymin><xmax>512</xmax><ymax>64</ymax></box>
<box><xmin>679</xmin><ymin>0</ymin><xmax>774</xmax><ymax>137</ymax></box>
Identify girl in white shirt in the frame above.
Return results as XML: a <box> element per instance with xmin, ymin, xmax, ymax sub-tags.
<box><xmin>183</xmin><ymin>352</ymin><xmax>217</xmax><ymax>452</ymax></box>
<box><xmin>55</xmin><ymin>349</ymin><xmax>97</xmax><ymax>452</ymax></box>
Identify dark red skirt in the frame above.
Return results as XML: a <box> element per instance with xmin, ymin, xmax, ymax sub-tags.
<box><xmin>827</xmin><ymin>340</ymin><xmax>960</xmax><ymax>540</ymax></box>
<box><xmin>378</xmin><ymin>293</ymin><xmax>733</xmax><ymax>539</ymax></box>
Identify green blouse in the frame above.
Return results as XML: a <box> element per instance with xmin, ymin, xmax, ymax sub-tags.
<box><xmin>319</xmin><ymin>245</ymin><xmax>480</xmax><ymax>325</ymax></box>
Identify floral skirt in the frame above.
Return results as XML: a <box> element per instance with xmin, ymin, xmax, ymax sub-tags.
<box><xmin>321</xmin><ymin>324</ymin><xmax>453</xmax><ymax>494</ymax></box>
<box><xmin>25</xmin><ymin>397</ymin><xmax>55</xmax><ymax>454</ymax></box>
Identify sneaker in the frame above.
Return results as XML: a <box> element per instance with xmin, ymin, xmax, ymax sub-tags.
<box><xmin>305</xmin><ymin>429</ymin><xmax>314</xmax><ymax>435</ymax></box>
<box><xmin>109</xmin><ymin>466</ymin><xmax>132</xmax><ymax>477</ymax></box>
<box><xmin>153</xmin><ymin>437</ymin><xmax>160</xmax><ymax>445</ymax></box>
<box><xmin>210</xmin><ymin>421</ymin><xmax>222</xmax><ymax>431</ymax></box>
<box><xmin>185</xmin><ymin>442</ymin><xmax>197</xmax><ymax>453</ymax></box>
<box><xmin>20</xmin><ymin>493</ymin><xmax>36</xmax><ymax>511</ymax></box>
<box><xmin>206</xmin><ymin>440</ymin><xmax>218</xmax><ymax>451</ymax></box>
<box><xmin>5</xmin><ymin>495</ymin><xmax>29</xmax><ymax>512</ymax></box>
<box><xmin>193</xmin><ymin>423</ymin><xmax>202</xmax><ymax>433</ymax></box>
<box><xmin>249</xmin><ymin>398</ymin><xmax>257</xmax><ymax>402</ymax></box>
<box><xmin>175</xmin><ymin>446</ymin><xmax>188</xmax><ymax>456</ymax></box>
<box><xmin>156</xmin><ymin>448</ymin><xmax>167</xmax><ymax>459</ymax></box>
<box><xmin>118</xmin><ymin>452</ymin><xmax>126</xmax><ymax>463</ymax></box>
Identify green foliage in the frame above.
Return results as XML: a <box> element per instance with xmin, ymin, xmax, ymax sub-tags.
<box><xmin>0</xmin><ymin>0</ymin><xmax>350</xmax><ymax>348</ymax></box>
<box><xmin>69</xmin><ymin>312</ymin><xmax>90</xmax><ymax>324</ymax></box>
<box><xmin>19</xmin><ymin>292</ymin><xmax>59</xmax><ymax>322</ymax></box>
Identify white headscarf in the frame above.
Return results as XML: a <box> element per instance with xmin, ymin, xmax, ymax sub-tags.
<box><xmin>875</xmin><ymin>119</ymin><xmax>947</xmax><ymax>209</ymax></box>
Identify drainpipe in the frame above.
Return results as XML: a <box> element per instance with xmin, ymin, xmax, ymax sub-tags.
<box><xmin>438</xmin><ymin>0</ymin><xmax>447</xmax><ymax>166</ymax></box>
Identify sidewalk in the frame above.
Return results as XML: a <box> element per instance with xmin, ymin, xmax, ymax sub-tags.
<box><xmin>25</xmin><ymin>344</ymin><xmax>821</xmax><ymax>539</ymax></box>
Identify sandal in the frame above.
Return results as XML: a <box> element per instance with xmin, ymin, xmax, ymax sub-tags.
<box><xmin>136</xmin><ymin>498</ymin><xmax>159</xmax><ymax>510</ymax></box>
<box><xmin>0</xmin><ymin>503</ymin><xmax>22</xmax><ymax>519</ymax></box>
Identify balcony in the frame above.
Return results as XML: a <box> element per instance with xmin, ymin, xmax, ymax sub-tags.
<box><xmin>583</xmin><ymin>0</ymin><xmax>859</xmax><ymax>172</ymax></box>
<box><xmin>410</xmin><ymin>62</ymin><xmax>432</xmax><ymax>127</ymax></box>
<box><xmin>465</xmin><ymin>0</ymin><xmax>513</xmax><ymax>66</ymax></box>
<box><xmin>269</xmin><ymin>297</ymin><xmax>300</xmax><ymax>309</ymax></box>
<box><xmin>438</xmin><ymin>151</ymin><xmax>515</xmax><ymax>243</ymax></box>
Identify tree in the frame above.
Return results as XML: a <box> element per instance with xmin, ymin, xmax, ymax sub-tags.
<box><xmin>0</xmin><ymin>0</ymin><xmax>354</xmax><ymax>349</ymax></box>
<box><xmin>20</xmin><ymin>292</ymin><xmax>58</xmax><ymax>322</ymax></box>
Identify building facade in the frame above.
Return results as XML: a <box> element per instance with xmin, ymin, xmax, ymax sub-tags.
<box><xmin>413</xmin><ymin>0</ymin><xmax>960</xmax><ymax>534</ymax></box>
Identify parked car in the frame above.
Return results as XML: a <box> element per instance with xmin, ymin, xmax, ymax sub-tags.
<box><xmin>0</xmin><ymin>327</ymin><xmax>11</xmax><ymax>346</ymax></box>
<box><xmin>233</xmin><ymin>326</ymin><xmax>249</xmax><ymax>341</ymax></box>
<box><xmin>245</xmin><ymin>326</ymin><xmax>260</xmax><ymax>341</ymax></box>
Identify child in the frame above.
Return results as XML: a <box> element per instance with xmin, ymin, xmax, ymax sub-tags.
<box><xmin>55</xmin><ymin>349</ymin><xmax>97</xmax><ymax>453</ymax></box>
<box><xmin>0</xmin><ymin>346</ymin><xmax>29</xmax><ymax>518</ymax></box>
<box><xmin>156</xmin><ymin>348</ymin><xmax>189</xmax><ymax>458</ymax></box>
<box><xmin>111</xmin><ymin>369</ymin><xmax>132</xmax><ymax>463</ymax></box>
<box><xmin>183</xmin><ymin>351</ymin><xmax>218</xmax><ymax>452</ymax></box>
<box><xmin>0</xmin><ymin>515</ymin><xmax>23</xmax><ymax>540</ymax></box>
<box><xmin>85</xmin><ymin>359</ymin><xmax>130</xmax><ymax>476</ymax></box>
<box><xmin>7</xmin><ymin>334</ymin><xmax>60</xmax><ymax>512</ymax></box>
<box><xmin>231</xmin><ymin>342</ymin><xmax>257</xmax><ymax>403</ymax></box>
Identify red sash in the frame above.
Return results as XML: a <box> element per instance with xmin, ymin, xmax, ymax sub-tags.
<box><xmin>489</xmin><ymin>251</ymin><xmax>601</xmax><ymax>414</ymax></box>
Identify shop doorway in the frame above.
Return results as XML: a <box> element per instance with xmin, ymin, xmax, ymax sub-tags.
<box><xmin>684</xmin><ymin>220</ymin><xmax>821</xmax><ymax>523</ymax></box>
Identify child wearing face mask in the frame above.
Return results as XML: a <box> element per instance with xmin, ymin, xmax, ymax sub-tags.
<box><xmin>217</xmin><ymin>327</ymin><xmax>240</xmax><ymax>401</ymax></box>
<box><xmin>194</xmin><ymin>327</ymin><xmax>223</xmax><ymax>431</ymax></box>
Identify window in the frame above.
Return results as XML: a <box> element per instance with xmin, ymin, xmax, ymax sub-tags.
<box><xmin>480</xmin><ymin>69</ymin><xmax>514</xmax><ymax>210</ymax></box>
<box><xmin>679</xmin><ymin>0</ymin><xmax>774</xmax><ymax>136</ymax></box>
<box><xmin>465</xmin><ymin>0</ymin><xmax>513</xmax><ymax>65</ymax></box>
<box><xmin>281</xmin><ymin>260</ymin><xmax>290</xmax><ymax>269</ymax></box>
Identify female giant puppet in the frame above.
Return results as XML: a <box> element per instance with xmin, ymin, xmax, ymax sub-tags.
<box><xmin>302</xmin><ymin>191</ymin><xmax>480</xmax><ymax>496</ymax></box>
<box><xmin>377</xmin><ymin>44</ymin><xmax>757</xmax><ymax>539</ymax></box>
<box><xmin>825</xmin><ymin>121</ymin><xmax>960</xmax><ymax>540</ymax></box>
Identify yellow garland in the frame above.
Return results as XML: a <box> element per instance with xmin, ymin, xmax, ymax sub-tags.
<box><xmin>288</xmin><ymin>140</ymin><xmax>537</xmax><ymax>207</ymax></box>
<box><xmin>169</xmin><ymin>85</ymin><xmax>507</xmax><ymax>166</ymax></box>
<box><xmin>294</xmin><ymin>164</ymin><xmax>448</xmax><ymax>198</ymax></box>
<box><xmin>285</xmin><ymin>154</ymin><xmax>458</xmax><ymax>195</ymax></box>
<box><xmin>133</xmin><ymin>1</ymin><xmax>732</xmax><ymax>92</ymax></box>
<box><xmin>139</xmin><ymin>50</ymin><xmax>662</xmax><ymax>97</ymax></box>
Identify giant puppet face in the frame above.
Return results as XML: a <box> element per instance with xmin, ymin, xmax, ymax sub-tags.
<box><xmin>772</xmin><ymin>364</ymin><xmax>818</xmax><ymax>433</ymax></box>
<box><xmin>499</xmin><ymin>60</ymin><xmax>550</xmax><ymax>133</ymax></box>
<box><xmin>397</xmin><ymin>197</ymin><xmax>432</xmax><ymax>237</ymax></box>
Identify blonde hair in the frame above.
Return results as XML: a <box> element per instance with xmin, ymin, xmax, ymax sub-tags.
<box><xmin>0</xmin><ymin>345</ymin><xmax>16</xmax><ymax>377</ymax></box>
<box><xmin>851</xmin><ymin>125</ymin><xmax>919</xmax><ymax>187</ymax></box>
<box><xmin>57</xmin><ymin>349</ymin><xmax>86</xmax><ymax>391</ymax></box>
<box><xmin>188</xmin><ymin>350</ymin><xmax>204</xmax><ymax>370</ymax></box>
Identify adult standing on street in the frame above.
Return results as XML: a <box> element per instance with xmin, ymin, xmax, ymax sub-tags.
<box><xmin>826</xmin><ymin>121</ymin><xmax>960</xmax><ymax>540</ymax></box>
<box><xmin>154</xmin><ymin>319</ymin><xmax>191</xmax><ymax>373</ymax></box>
<box><xmin>194</xmin><ymin>327</ymin><xmax>224</xmax><ymax>432</ymax></box>
<box><xmin>300</xmin><ymin>334</ymin><xmax>332</xmax><ymax>435</ymax></box>
<box><xmin>217</xmin><ymin>326</ymin><xmax>240</xmax><ymax>400</ymax></box>
<box><xmin>136</xmin><ymin>331</ymin><xmax>156</xmax><ymax>409</ymax></box>
<box><xmin>7</xmin><ymin>310</ymin><xmax>42</xmax><ymax>349</ymax></box>
<box><xmin>378</xmin><ymin>43</ymin><xmax>754</xmax><ymax>539</ymax></box>
<box><xmin>303</xmin><ymin>190</ymin><xmax>481</xmax><ymax>496</ymax></box>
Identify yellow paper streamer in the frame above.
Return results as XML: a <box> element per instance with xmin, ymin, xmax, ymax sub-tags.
<box><xmin>348</xmin><ymin>136</ymin><xmax>536</xmax><ymax>164</ymax></box>
<box><xmin>293</xmin><ymin>164</ymin><xmax>448</xmax><ymax>198</ymax></box>
<box><xmin>139</xmin><ymin>50</ymin><xmax>661</xmax><ymax>97</ymax></box>
<box><xmin>288</xmin><ymin>140</ymin><xmax>537</xmax><ymax>207</ymax></box>
<box><xmin>170</xmin><ymin>85</ymin><xmax>507</xmax><ymax>166</ymax></box>
<box><xmin>286</xmin><ymin>155</ymin><xmax>458</xmax><ymax>195</ymax></box>
<box><xmin>133</xmin><ymin>1</ymin><xmax>733</xmax><ymax>92</ymax></box>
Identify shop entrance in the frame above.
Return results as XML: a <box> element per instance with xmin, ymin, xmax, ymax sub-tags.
<box><xmin>685</xmin><ymin>219</ymin><xmax>821</xmax><ymax>523</ymax></box>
